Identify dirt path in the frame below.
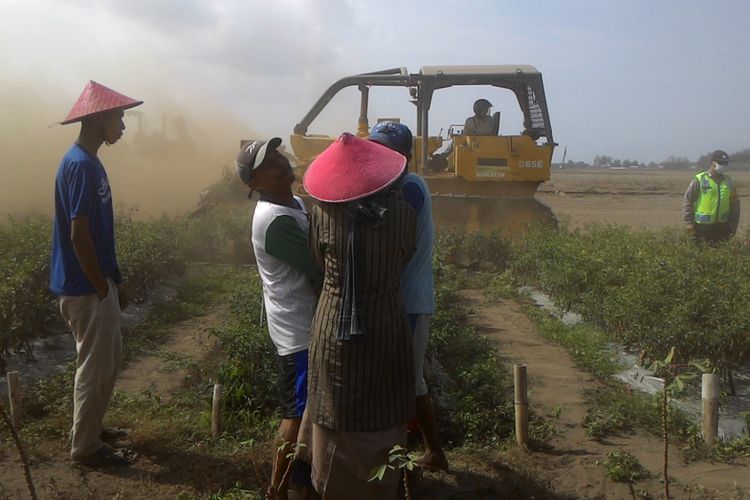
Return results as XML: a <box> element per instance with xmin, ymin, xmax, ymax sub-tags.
<box><xmin>116</xmin><ymin>309</ymin><xmax>222</xmax><ymax>400</ymax></box>
<box><xmin>0</xmin><ymin>308</ymin><xmax>224</xmax><ymax>500</ymax></box>
<box><xmin>460</xmin><ymin>289</ymin><xmax>750</xmax><ymax>499</ymax></box>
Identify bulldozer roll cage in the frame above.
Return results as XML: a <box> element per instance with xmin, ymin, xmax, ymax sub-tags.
<box><xmin>292</xmin><ymin>65</ymin><xmax>555</xmax><ymax>173</ymax></box>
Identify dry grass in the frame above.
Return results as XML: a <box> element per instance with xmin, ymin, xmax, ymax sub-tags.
<box><xmin>540</xmin><ymin>168</ymin><xmax>750</xmax><ymax>195</ymax></box>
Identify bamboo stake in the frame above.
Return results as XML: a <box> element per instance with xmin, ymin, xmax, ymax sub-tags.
<box><xmin>661</xmin><ymin>387</ymin><xmax>669</xmax><ymax>500</ymax></box>
<box><xmin>7</xmin><ymin>371</ymin><xmax>22</xmax><ymax>428</ymax></box>
<box><xmin>514</xmin><ymin>364</ymin><xmax>528</xmax><ymax>447</ymax></box>
<box><xmin>211</xmin><ymin>383</ymin><xmax>222</xmax><ymax>438</ymax></box>
<box><xmin>701</xmin><ymin>373</ymin><xmax>720</xmax><ymax>447</ymax></box>
<box><xmin>0</xmin><ymin>403</ymin><xmax>37</xmax><ymax>500</ymax></box>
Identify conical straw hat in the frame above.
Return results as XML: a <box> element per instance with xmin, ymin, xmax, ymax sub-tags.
<box><xmin>61</xmin><ymin>80</ymin><xmax>143</xmax><ymax>125</ymax></box>
<box><xmin>303</xmin><ymin>133</ymin><xmax>406</xmax><ymax>203</ymax></box>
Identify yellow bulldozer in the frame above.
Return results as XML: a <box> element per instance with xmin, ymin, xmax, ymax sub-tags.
<box><xmin>289</xmin><ymin>65</ymin><xmax>557</xmax><ymax>234</ymax></box>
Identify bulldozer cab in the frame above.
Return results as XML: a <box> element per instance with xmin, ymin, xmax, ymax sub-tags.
<box><xmin>416</xmin><ymin>66</ymin><xmax>554</xmax><ymax>184</ymax></box>
<box><xmin>290</xmin><ymin>65</ymin><xmax>557</xmax><ymax>233</ymax></box>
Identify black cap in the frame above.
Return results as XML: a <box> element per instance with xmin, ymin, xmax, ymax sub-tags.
<box><xmin>711</xmin><ymin>150</ymin><xmax>729</xmax><ymax>164</ymax></box>
<box><xmin>235</xmin><ymin>137</ymin><xmax>282</xmax><ymax>183</ymax></box>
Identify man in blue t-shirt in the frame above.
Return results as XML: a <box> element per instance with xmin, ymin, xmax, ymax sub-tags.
<box><xmin>50</xmin><ymin>81</ymin><xmax>142</xmax><ymax>468</ymax></box>
<box><xmin>369</xmin><ymin>122</ymin><xmax>449</xmax><ymax>472</ymax></box>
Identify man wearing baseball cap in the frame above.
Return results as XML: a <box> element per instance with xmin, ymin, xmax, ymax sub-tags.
<box><xmin>368</xmin><ymin>122</ymin><xmax>449</xmax><ymax>473</ymax></box>
<box><xmin>236</xmin><ymin>138</ymin><xmax>321</xmax><ymax>498</ymax></box>
<box><xmin>50</xmin><ymin>81</ymin><xmax>142</xmax><ymax>467</ymax></box>
<box><xmin>683</xmin><ymin>149</ymin><xmax>740</xmax><ymax>244</ymax></box>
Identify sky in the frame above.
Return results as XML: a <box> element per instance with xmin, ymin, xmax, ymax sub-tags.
<box><xmin>1</xmin><ymin>0</ymin><xmax>749</xmax><ymax>215</ymax></box>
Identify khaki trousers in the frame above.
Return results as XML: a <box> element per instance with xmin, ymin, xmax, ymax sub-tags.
<box><xmin>59</xmin><ymin>278</ymin><xmax>122</xmax><ymax>458</ymax></box>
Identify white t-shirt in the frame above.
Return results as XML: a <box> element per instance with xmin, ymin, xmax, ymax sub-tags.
<box><xmin>252</xmin><ymin>196</ymin><xmax>318</xmax><ymax>355</ymax></box>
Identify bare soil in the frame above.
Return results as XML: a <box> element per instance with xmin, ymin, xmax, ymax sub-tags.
<box><xmin>115</xmin><ymin>309</ymin><xmax>222</xmax><ymax>401</ymax></box>
<box><xmin>539</xmin><ymin>169</ymin><xmax>750</xmax><ymax>234</ymax></box>
<box><xmin>449</xmin><ymin>289</ymin><xmax>750</xmax><ymax>499</ymax></box>
<box><xmin>0</xmin><ymin>309</ymin><xmax>230</xmax><ymax>500</ymax></box>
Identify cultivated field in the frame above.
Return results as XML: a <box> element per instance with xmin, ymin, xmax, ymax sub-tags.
<box><xmin>3</xmin><ymin>168</ymin><xmax>750</xmax><ymax>499</ymax></box>
<box><xmin>539</xmin><ymin>168</ymin><xmax>750</xmax><ymax>234</ymax></box>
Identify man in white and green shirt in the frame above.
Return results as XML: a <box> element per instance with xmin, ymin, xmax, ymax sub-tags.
<box><xmin>236</xmin><ymin>137</ymin><xmax>321</xmax><ymax>498</ymax></box>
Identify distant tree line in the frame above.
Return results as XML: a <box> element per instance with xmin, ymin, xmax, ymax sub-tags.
<box><xmin>557</xmin><ymin>148</ymin><xmax>750</xmax><ymax>170</ymax></box>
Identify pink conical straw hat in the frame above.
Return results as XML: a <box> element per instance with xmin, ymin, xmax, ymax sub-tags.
<box><xmin>61</xmin><ymin>80</ymin><xmax>143</xmax><ymax>125</ymax></box>
<box><xmin>303</xmin><ymin>133</ymin><xmax>406</xmax><ymax>203</ymax></box>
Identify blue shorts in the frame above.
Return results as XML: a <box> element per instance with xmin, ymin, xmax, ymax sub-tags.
<box><xmin>276</xmin><ymin>349</ymin><xmax>308</xmax><ymax>419</ymax></box>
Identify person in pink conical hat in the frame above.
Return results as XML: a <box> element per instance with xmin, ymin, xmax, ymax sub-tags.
<box><xmin>50</xmin><ymin>81</ymin><xmax>142</xmax><ymax>468</ymax></box>
<box><xmin>296</xmin><ymin>133</ymin><xmax>417</xmax><ymax>499</ymax></box>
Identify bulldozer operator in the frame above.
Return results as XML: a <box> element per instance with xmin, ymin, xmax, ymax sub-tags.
<box><xmin>430</xmin><ymin>98</ymin><xmax>499</xmax><ymax>171</ymax></box>
<box><xmin>463</xmin><ymin>98</ymin><xmax>496</xmax><ymax>136</ymax></box>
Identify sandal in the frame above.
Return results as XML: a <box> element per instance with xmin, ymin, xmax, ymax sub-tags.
<box><xmin>74</xmin><ymin>444</ymin><xmax>135</xmax><ymax>468</ymax></box>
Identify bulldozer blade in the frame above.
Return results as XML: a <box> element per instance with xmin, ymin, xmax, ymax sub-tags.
<box><xmin>430</xmin><ymin>195</ymin><xmax>557</xmax><ymax>236</ymax></box>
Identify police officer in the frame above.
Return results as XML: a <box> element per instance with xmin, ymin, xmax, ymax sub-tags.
<box><xmin>684</xmin><ymin>149</ymin><xmax>740</xmax><ymax>243</ymax></box>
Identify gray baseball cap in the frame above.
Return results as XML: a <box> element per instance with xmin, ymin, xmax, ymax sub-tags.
<box><xmin>235</xmin><ymin>137</ymin><xmax>282</xmax><ymax>183</ymax></box>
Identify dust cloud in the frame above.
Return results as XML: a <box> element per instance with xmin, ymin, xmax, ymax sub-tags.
<box><xmin>0</xmin><ymin>82</ymin><xmax>259</xmax><ymax>218</ymax></box>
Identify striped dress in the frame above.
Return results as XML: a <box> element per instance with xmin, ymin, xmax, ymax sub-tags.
<box><xmin>307</xmin><ymin>189</ymin><xmax>417</xmax><ymax>432</ymax></box>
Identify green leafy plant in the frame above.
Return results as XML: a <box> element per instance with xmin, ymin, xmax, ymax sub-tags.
<box><xmin>604</xmin><ymin>449</ymin><xmax>650</xmax><ymax>483</ymax></box>
<box><xmin>603</xmin><ymin>448</ymin><xmax>650</xmax><ymax>500</ymax></box>
<box><xmin>208</xmin><ymin>269</ymin><xmax>279</xmax><ymax>437</ymax></box>
<box><xmin>583</xmin><ymin>406</ymin><xmax>629</xmax><ymax>441</ymax></box>
<box><xmin>649</xmin><ymin>347</ymin><xmax>706</xmax><ymax>500</ymax></box>
<box><xmin>271</xmin><ymin>441</ymin><xmax>307</xmax><ymax>499</ymax></box>
<box><xmin>551</xmin><ymin>405</ymin><xmax>563</xmax><ymax>419</ymax></box>
<box><xmin>0</xmin><ymin>215</ymin><xmax>57</xmax><ymax>368</ymax></box>
<box><xmin>368</xmin><ymin>445</ymin><xmax>420</xmax><ymax>500</ymax></box>
<box><xmin>512</xmin><ymin>223</ymin><xmax>750</xmax><ymax>391</ymax></box>
<box><xmin>0</xmin><ymin>211</ymin><xmax>219</xmax><ymax>368</ymax></box>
